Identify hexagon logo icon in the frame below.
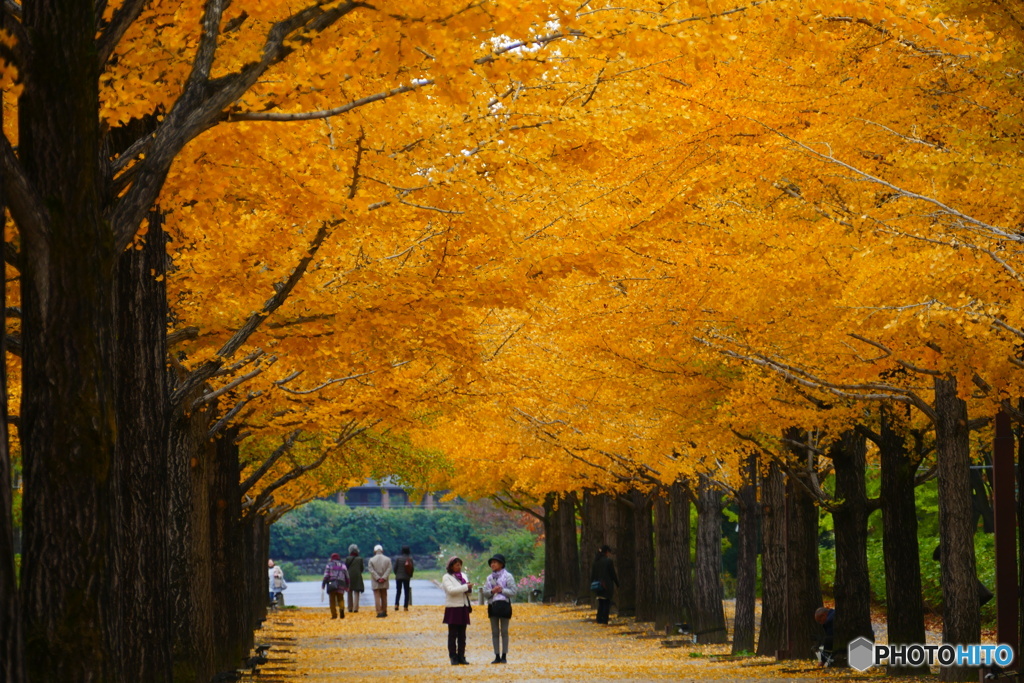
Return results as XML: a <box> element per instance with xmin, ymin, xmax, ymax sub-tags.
<box><xmin>848</xmin><ymin>636</ymin><xmax>875</xmax><ymax>672</ymax></box>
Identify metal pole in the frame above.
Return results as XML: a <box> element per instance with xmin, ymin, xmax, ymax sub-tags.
<box><xmin>993</xmin><ymin>411</ymin><xmax>1019</xmax><ymax>667</ymax></box>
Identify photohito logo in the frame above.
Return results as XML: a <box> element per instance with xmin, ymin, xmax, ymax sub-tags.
<box><xmin>848</xmin><ymin>638</ymin><xmax>1015</xmax><ymax>672</ymax></box>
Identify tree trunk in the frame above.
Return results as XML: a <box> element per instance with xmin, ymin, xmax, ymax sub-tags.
<box><xmin>757</xmin><ymin>461</ymin><xmax>787</xmax><ymax>657</ymax></box>
<box><xmin>632</xmin><ymin>489</ymin><xmax>656</xmax><ymax>623</ymax></box>
<box><xmin>210</xmin><ymin>430</ymin><xmax>248</xmax><ymax>673</ymax></box>
<box><xmin>877</xmin><ymin>407</ymin><xmax>927</xmax><ymax>675</ymax></box>
<box><xmin>18</xmin><ymin>3</ymin><xmax>119</xmax><ymax>678</ymax></box>
<box><xmin>580</xmin><ymin>490</ymin><xmax>608</xmax><ymax>602</ymax></box>
<box><xmin>561</xmin><ymin>491</ymin><xmax>581</xmax><ymax>602</ymax></box>
<box><xmin>542</xmin><ymin>492</ymin><xmax>580</xmax><ymax>603</ymax></box>
<box><xmin>786</xmin><ymin>467</ymin><xmax>822</xmax><ymax>659</ymax></box>
<box><xmin>109</xmin><ymin>211</ymin><xmax>173</xmax><ymax>682</ymax></box>
<box><xmin>168</xmin><ymin>399</ymin><xmax>217</xmax><ymax>682</ymax></box>
<box><xmin>829</xmin><ymin>429</ymin><xmax>874</xmax><ymax>660</ymax></box>
<box><xmin>693</xmin><ymin>476</ymin><xmax>727</xmax><ymax>643</ymax></box>
<box><xmin>0</xmin><ymin>133</ymin><xmax>24</xmax><ymax>681</ymax></box>
<box><xmin>933</xmin><ymin>377</ymin><xmax>981</xmax><ymax>683</ymax></box>
<box><xmin>655</xmin><ymin>481</ymin><xmax>693</xmax><ymax>632</ymax></box>
<box><xmin>732</xmin><ymin>453</ymin><xmax>758</xmax><ymax>654</ymax></box>
<box><xmin>659</xmin><ymin>483</ymin><xmax>692</xmax><ymax>634</ymax></box>
<box><xmin>615</xmin><ymin>495</ymin><xmax>637</xmax><ymax>617</ymax></box>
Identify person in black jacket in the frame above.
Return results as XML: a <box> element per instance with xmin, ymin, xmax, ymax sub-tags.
<box><xmin>590</xmin><ymin>545</ymin><xmax>619</xmax><ymax>625</ymax></box>
<box><xmin>814</xmin><ymin>607</ymin><xmax>835</xmax><ymax>666</ymax></box>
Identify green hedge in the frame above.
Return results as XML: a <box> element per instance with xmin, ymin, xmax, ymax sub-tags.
<box><xmin>269</xmin><ymin>501</ymin><xmax>486</xmax><ymax>560</ymax></box>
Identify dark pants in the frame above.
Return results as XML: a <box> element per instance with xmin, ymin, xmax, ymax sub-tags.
<box><xmin>395</xmin><ymin>579</ymin><xmax>411</xmax><ymax>608</ymax></box>
<box><xmin>447</xmin><ymin>624</ymin><xmax>467</xmax><ymax>658</ymax></box>
<box><xmin>596</xmin><ymin>597</ymin><xmax>611</xmax><ymax>624</ymax></box>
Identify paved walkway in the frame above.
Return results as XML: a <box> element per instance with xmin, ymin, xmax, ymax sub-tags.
<box><xmin>251</xmin><ymin>604</ymin><xmax>896</xmax><ymax>682</ymax></box>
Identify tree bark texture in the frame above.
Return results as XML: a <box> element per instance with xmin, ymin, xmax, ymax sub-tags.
<box><xmin>580</xmin><ymin>490</ymin><xmax>608</xmax><ymax>603</ymax></box>
<box><xmin>828</xmin><ymin>429</ymin><xmax>875</xmax><ymax>657</ymax></box>
<box><xmin>693</xmin><ymin>476</ymin><xmax>727</xmax><ymax>643</ymax></box>
<box><xmin>933</xmin><ymin>377</ymin><xmax>981</xmax><ymax>683</ymax></box>
<box><xmin>757</xmin><ymin>461</ymin><xmax>787</xmax><ymax>657</ymax></box>
<box><xmin>0</xmin><ymin>134</ymin><xmax>24</xmax><ymax>681</ymax></box>
<box><xmin>877</xmin><ymin>407</ymin><xmax>927</xmax><ymax>675</ymax></box>
<box><xmin>18</xmin><ymin>3</ymin><xmax>118</xmax><ymax>679</ymax></box>
<box><xmin>543</xmin><ymin>492</ymin><xmax>580</xmax><ymax>603</ymax></box>
<box><xmin>732</xmin><ymin>453</ymin><xmax>758</xmax><ymax>654</ymax></box>
<box><xmin>168</xmin><ymin>399</ymin><xmax>217</xmax><ymax>682</ymax></box>
<box><xmin>615</xmin><ymin>496</ymin><xmax>637</xmax><ymax>617</ymax></box>
<box><xmin>632</xmin><ymin>489</ymin><xmax>656</xmax><ymax>623</ymax></box>
<box><xmin>654</xmin><ymin>481</ymin><xmax>693</xmax><ymax>633</ymax></box>
<box><xmin>109</xmin><ymin>212</ymin><xmax>173</xmax><ymax>682</ymax></box>
<box><xmin>785</xmin><ymin>468</ymin><xmax>822</xmax><ymax>659</ymax></box>
<box><xmin>210</xmin><ymin>430</ymin><xmax>249</xmax><ymax>674</ymax></box>
<box><xmin>655</xmin><ymin>481</ymin><xmax>696</xmax><ymax>630</ymax></box>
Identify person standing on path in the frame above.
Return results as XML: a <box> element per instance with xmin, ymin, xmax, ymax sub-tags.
<box><xmin>393</xmin><ymin>545</ymin><xmax>415</xmax><ymax>611</ymax></box>
<box><xmin>442</xmin><ymin>556</ymin><xmax>474</xmax><ymax>665</ymax></box>
<box><xmin>368</xmin><ymin>544</ymin><xmax>393</xmax><ymax>618</ymax></box>
<box><xmin>483</xmin><ymin>553</ymin><xmax>516</xmax><ymax>664</ymax></box>
<box><xmin>344</xmin><ymin>544</ymin><xmax>364</xmax><ymax>613</ymax></box>
<box><xmin>267</xmin><ymin>559</ymin><xmax>277</xmax><ymax>606</ymax></box>
<box><xmin>322</xmin><ymin>553</ymin><xmax>350</xmax><ymax>620</ymax></box>
<box><xmin>270</xmin><ymin>564</ymin><xmax>288</xmax><ymax>608</ymax></box>
<box><xmin>590</xmin><ymin>545</ymin><xmax>618</xmax><ymax>625</ymax></box>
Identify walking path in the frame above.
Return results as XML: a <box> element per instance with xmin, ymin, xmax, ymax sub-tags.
<box><xmin>251</xmin><ymin>604</ymin><xmax>915</xmax><ymax>682</ymax></box>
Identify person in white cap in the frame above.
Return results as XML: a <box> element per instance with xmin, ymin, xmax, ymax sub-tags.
<box><xmin>367</xmin><ymin>544</ymin><xmax>393</xmax><ymax>618</ymax></box>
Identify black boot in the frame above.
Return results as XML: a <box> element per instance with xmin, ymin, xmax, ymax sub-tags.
<box><xmin>458</xmin><ymin>655</ymin><xmax>469</xmax><ymax>665</ymax></box>
<box><xmin>450</xmin><ymin>656</ymin><xmax>459</xmax><ymax>665</ymax></box>
<box><xmin>500</xmin><ymin>654</ymin><xmax>507</xmax><ymax>663</ymax></box>
<box><xmin>491</xmin><ymin>655</ymin><xmax>501</xmax><ymax>664</ymax></box>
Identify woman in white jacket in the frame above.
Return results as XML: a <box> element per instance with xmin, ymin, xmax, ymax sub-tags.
<box><xmin>441</xmin><ymin>556</ymin><xmax>474</xmax><ymax>665</ymax></box>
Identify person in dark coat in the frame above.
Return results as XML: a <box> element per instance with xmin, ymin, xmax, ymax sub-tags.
<box><xmin>393</xmin><ymin>545</ymin><xmax>415</xmax><ymax>611</ymax></box>
<box><xmin>344</xmin><ymin>544</ymin><xmax>365</xmax><ymax>613</ymax></box>
<box><xmin>590</xmin><ymin>545</ymin><xmax>618</xmax><ymax>625</ymax></box>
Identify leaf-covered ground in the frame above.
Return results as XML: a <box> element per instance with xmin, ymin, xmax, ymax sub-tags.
<box><xmin>254</xmin><ymin>604</ymin><xmax>930</xmax><ymax>682</ymax></box>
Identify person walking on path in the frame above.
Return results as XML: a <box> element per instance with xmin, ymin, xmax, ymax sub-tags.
<box><xmin>483</xmin><ymin>553</ymin><xmax>516</xmax><ymax>664</ymax></box>
<box><xmin>368</xmin><ymin>544</ymin><xmax>393</xmax><ymax>618</ymax></box>
<box><xmin>322</xmin><ymin>553</ymin><xmax>350</xmax><ymax>620</ymax></box>
<box><xmin>393</xmin><ymin>545</ymin><xmax>415</xmax><ymax>611</ymax></box>
<box><xmin>590</xmin><ymin>545</ymin><xmax>618</xmax><ymax>625</ymax></box>
<box><xmin>267</xmin><ymin>559</ymin><xmax>277</xmax><ymax>606</ymax></box>
<box><xmin>344</xmin><ymin>544</ymin><xmax>364</xmax><ymax>613</ymax></box>
<box><xmin>270</xmin><ymin>564</ymin><xmax>288</xmax><ymax>608</ymax></box>
<box><xmin>442</xmin><ymin>556</ymin><xmax>474</xmax><ymax>665</ymax></box>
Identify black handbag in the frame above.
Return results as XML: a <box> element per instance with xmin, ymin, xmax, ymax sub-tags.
<box><xmin>488</xmin><ymin>599</ymin><xmax>513</xmax><ymax>619</ymax></box>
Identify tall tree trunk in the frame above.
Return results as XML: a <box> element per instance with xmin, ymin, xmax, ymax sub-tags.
<box><xmin>18</xmin><ymin>3</ymin><xmax>118</xmax><ymax>678</ymax></box>
<box><xmin>757</xmin><ymin>461</ymin><xmax>787</xmax><ymax>656</ymax></box>
<box><xmin>829</xmin><ymin>429</ymin><xmax>874</xmax><ymax>659</ymax></box>
<box><xmin>732</xmin><ymin>453</ymin><xmax>758</xmax><ymax>654</ymax></box>
<box><xmin>786</xmin><ymin>466</ymin><xmax>822</xmax><ymax>659</ymax></box>
<box><xmin>210</xmin><ymin>429</ymin><xmax>247</xmax><ymax>673</ymax></box>
<box><xmin>693</xmin><ymin>476</ymin><xmax>727</xmax><ymax>643</ymax></box>
<box><xmin>655</xmin><ymin>481</ymin><xmax>693</xmax><ymax>632</ymax></box>
<box><xmin>0</xmin><ymin>129</ymin><xmax>24</xmax><ymax>681</ymax></box>
<box><xmin>615</xmin><ymin>495</ymin><xmax>637</xmax><ymax>617</ymax></box>
<box><xmin>934</xmin><ymin>377</ymin><xmax>981</xmax><ymax>683</ymax></box>
<box><xmin>109</xmin><ymin>211</ymin><xmax>173</xmax><ymax>682</ymax></box>
<box><xmin>877</xmin><ymin>407</ymin><xmax>927</xmax><ymax>675</ymax></box>
<box><xmin>542</xmin><ymin>492</ymin><xmax>580</xmax><ymax>603</ymax></box>
<box><xmin>632</xmin><ymin>489</ymin><xmax>656</xmax><ymax>623</ymax></box>
<box><xmin>580</xmin><ymin>490</ymin><xmax>607</xmax><ymax>602</ymax></box>
<box><xmin>168</xmin><ymin>399</ymin><xmax>217</xmax><ymax>682</ymax></box>
<box><xmin>561</xmin><ymin>491</ymin><xmax>581</xmax><ymax>601</ymax></box>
